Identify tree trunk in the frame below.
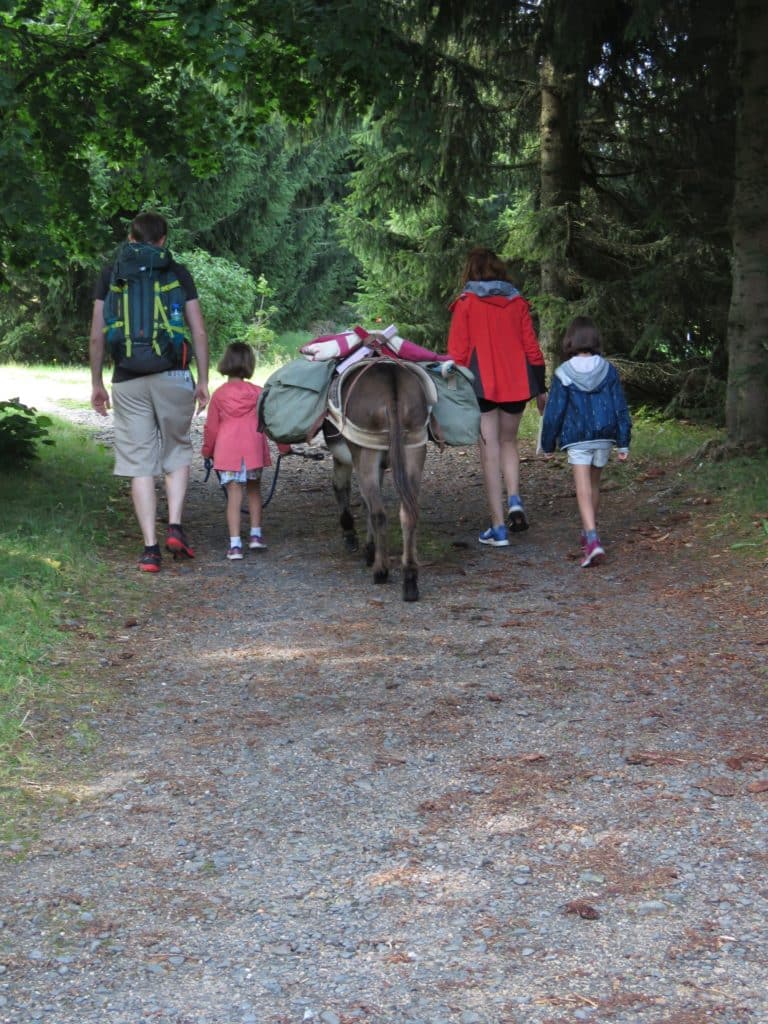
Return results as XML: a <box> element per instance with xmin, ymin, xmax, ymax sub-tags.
<box><xmin>725</xmin><ymin>0</ymin><xmax>768</xmax><ymax>445</ymax></box>
<box><xmin>538</xmin><ymin>55</ymin><xmax>581</xmax><ymax>365</ymax></box>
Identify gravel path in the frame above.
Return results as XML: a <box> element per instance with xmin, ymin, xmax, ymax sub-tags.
<box><xmin>2</xmin><ymin>409</ymin><xmax>767</xmax><ymax>1024</ymax></box>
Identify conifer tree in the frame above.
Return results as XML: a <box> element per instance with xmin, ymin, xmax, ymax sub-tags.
<box><xmin>725</xmin><ymin>0</ymin><xmax>768</xmax><ymax>445</ymax></box>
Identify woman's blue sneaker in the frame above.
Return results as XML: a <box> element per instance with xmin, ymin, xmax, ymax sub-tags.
<box><xmin>479</xmin><ymin>525</ymin><xmax>510</xmax><ymax>547</ymax></box>
<box><xmin>507</xmin><ymin>498</ymin><xmax>529</xmax><ymax>532</ymax></box>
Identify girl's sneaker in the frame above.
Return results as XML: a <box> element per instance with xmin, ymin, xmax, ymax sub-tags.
<box><xmin>226</xmin><ymin>545</ymin><xmax>244</xmax><ymax>561</ymax></box>
<box><xmin>249</xmin><ymin>534</ymin><xmax>267</xmax><ymax>550</ymax></box>
<box><xmin>507</xmin><ymin>498</ymin><xmax>529</xmax><ymax>532</ymax></box>
<box><xmin>580</xmin><ymin>538</ymin><xmax>605</xmax><ymax>567</ymax></box>
<box><xmin>479</xmin><ymin>525</ymin><xmax>510</xmax><ymax>547</ymax></box>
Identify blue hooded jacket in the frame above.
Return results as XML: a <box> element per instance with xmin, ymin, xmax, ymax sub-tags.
<box><xmin>540</xmin><ymin>355</ymin><xmax>631</xmax><ymax>452</ymax></box>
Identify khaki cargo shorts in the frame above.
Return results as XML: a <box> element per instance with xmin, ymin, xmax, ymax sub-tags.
<box><xmin>111</xmin><ymin>370</ymin><xmax>196</xmax><ymax>477</ymax></box>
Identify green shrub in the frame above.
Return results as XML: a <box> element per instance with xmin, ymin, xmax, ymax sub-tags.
<box><xmin>176</xmin><ymin>249</ymin><xmax>259</xmax><ymax>362</ymax></box>
<box><xmin>242</xmin><ymin>275</ymin><xmax>279</xmax><ymax>364</ymax></box>
<box><xmin>0</xmin><ymin>399</ymin><xmax>55</xmax><ymax>468</ymax></box>
<box><xmin>176</xmin><ymin>252</ymin><xmax>302</xmax><ymax>370</ymax></box>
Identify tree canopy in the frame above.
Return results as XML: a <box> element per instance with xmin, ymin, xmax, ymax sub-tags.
<box><xmin>1</xmin><ymin>0</ymin><xmax>766</xmax><ymax>442</ymax></box>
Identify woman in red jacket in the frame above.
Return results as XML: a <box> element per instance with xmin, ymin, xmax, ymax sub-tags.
<box><xmin>448</xmin><ymin>247</ymin><xmax>546</xmax><ymax>547</ymax></box>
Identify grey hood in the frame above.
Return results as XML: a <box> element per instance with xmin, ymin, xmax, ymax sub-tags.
<box><xmin>463</xmin><ymin>279</ymin><xmax>520</xmax><ymax>299</ymax></box>
<box><xmin>555</xmin><ymin>355</ymin><xmax>611</xmax><ymax>392</ymax></box>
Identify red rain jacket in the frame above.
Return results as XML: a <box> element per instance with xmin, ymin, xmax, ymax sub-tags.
<box><xmin>447</xmin><ymin>291</ymin><xmax>545</xmax><ymax>403</ymax></box>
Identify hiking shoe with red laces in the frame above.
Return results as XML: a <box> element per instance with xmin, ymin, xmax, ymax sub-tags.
<box><xmin>580</xmin><ymin>538</ymin><xmax>605</xmax><ymax>568</ymax></box>
<box><xmin>138</xmin><ymin>549</ymin><xmax>161</xmax><ymax>573</ymax></box>
<box><xmin>165</xmin><ymin>524</ymin><xmax>194</xmax><ymax>559</ymax></box>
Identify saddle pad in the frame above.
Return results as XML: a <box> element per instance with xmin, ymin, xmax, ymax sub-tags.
<box><xmin>327</xmin><ymin>358</ymin><xmax>436</xmax><ymax>450</ymax></box>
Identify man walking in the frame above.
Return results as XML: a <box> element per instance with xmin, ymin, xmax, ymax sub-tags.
<box><xmin>89</xmin><ymin>212</ymin><xmax>209</xmax><ymax>572</ymax></box>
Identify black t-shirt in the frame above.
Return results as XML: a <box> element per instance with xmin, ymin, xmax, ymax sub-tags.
<box><xmin>94</xmin><ymin>259</ymin><xmax>198</xmax><ymax>382</ymax></box>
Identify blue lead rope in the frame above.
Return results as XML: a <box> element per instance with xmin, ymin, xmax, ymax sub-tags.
<box><xmin>203</xmin><ymin>449</ymin><xmax>324</xmax><ymax>509</ymax></box>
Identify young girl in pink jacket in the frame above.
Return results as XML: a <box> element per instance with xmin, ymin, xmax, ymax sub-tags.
<box><xmin>202</xmin><ymin>342</ymin><xmax>273</xmax><ymax>560</ymax></box>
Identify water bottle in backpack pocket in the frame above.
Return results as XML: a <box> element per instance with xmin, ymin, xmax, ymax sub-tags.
<box><xmin>168</xmin><ymin>301</ymin><xmax>189</xmax><ymax>369</ymax></box>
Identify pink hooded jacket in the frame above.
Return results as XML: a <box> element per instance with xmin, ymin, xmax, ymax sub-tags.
<box><xmin>201</xmin><ymin>378</ymin><xmax>272</xmax><ymax>472</ymax></box>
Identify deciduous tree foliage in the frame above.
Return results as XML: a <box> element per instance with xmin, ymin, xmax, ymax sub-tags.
<box><xmin>0</xmin><ymin>0</ymin><xmax>316</xmax><ymax>274</ymax></box>
<box><xmin>0</xmin><ymin>0</ymin><xmax>360</xmax><ymax>359</ymax></box>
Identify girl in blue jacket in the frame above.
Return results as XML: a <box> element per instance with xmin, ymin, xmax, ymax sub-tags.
<box><xmin>540</xmin><ymin>317</ymin><xmax>631</xmax><ymax>567</ymax></box>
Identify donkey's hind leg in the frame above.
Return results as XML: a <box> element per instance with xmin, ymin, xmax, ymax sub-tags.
<box><xmin>354</xmin><ymin>447</ymin><xmax>389</xmax><ymax>583</ymax></box>
<box><xmin>329</xmin><ymin>440</ymin><xmax>358</xmax><ymax>552</ymax></box>
<box><xmin>399</xmin><ymin>445</ymin><xmax>426</xmax><ymax>601</ymax></box>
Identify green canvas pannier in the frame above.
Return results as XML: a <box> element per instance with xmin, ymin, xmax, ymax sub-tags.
<box><xmin>426</xmin><ymin>362</ymin><xmax>481</xmax><ymax>446</ymax></box>
<box><xmin>257</xmin><ymin>357</ymin><xmax>337</xmax><ymax>444</ymax></box>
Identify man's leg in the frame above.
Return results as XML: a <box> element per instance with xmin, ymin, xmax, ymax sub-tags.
<box><xmin>112</xmin><ymin>377</ymin><xmax>162</xmax><ymax>568</ymax></box>
<box><xmin>152</xmin><ymin>371</ymin><xmax>196</xmax><ymax>557</ymax></box>
<box><xmin>165</xmin><ymin>464</ymin><xmax>190</xmax><ymax>526</ymax></box>
<box><xmin>164</xmin><ymin>465</ymin><xmax>195</xmax><ymax>557</ymax></box>
<box><xmin>131</xmin><ymin>476</ymin><xmax>159</xmax><ymax>545</ymax></box>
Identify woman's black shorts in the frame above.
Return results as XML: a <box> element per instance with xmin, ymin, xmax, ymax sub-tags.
<box><xmin>477</xmin><ymin>397</ymin><xmax>528</xmax><ymax>415</ymax></box>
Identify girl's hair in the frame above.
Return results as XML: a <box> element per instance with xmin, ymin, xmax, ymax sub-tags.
<box><xmin>129</xmin><ymin>212</ymin><xmax>168</xmax><ymax>245</ymax></box>
<box><xmin>562</xmin><ymin>316</ymin><xmax>603</xmax><ymax>357</ymax></box>
<box><xmin>218</xmin><ymin>342</ymin><xmax>256</xmax><ymax>379</ymax></box>
<box><xmin>460</xmin><ymin>246</ymin><xmax>512</xmax><ymax>287</ymax></box>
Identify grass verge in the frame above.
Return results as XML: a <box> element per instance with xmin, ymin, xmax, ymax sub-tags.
<box><xmin>0</xmin><ymin>412</ymin><xmax>140</xmax><ymax>821</ymax></box>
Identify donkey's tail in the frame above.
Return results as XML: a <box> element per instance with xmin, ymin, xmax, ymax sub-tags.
<box><xmin>386</xmin><ymin>365</ymin><xmax>419</xmax><ymax>524</ymax></box>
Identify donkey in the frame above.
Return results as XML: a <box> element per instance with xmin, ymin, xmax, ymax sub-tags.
<box><xmin>323</xmin><ymin>356</ymin><xmax>436</xmax><ymax>602</ymax></box>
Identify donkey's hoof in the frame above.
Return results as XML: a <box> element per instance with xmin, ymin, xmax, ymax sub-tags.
<box><xmin>373</xmin><ymin>569</ymin><xmax>389</xmax><ymax>584</ymax></box>
<box><xmin>403</xmin><ymin>569</ymin><xmax>419</xmax><ymax>601</ymax></box>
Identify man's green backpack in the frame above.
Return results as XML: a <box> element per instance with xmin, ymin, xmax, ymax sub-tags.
<box><xmin>103</xmin><ymin>242</ymin><xmax>189</xmax><ymax>373</ymax></box>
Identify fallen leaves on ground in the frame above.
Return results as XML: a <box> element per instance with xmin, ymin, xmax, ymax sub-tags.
<box><xmin>563</xmin><ymin>900</ymin><xmax>600</xmax><ymax>920</ymax></box>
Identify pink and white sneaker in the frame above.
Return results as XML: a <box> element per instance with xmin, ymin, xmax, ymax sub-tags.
<box><xmin>580</xmin><ymin>538</ymin><xmax>605</xmax><ymax>568</ymax></box>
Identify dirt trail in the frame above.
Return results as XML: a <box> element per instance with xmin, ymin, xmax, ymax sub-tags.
<box><xmin>2</xmin><ymin>415</ymin><xmax>767</xmax><ymax>1024</ymax></box>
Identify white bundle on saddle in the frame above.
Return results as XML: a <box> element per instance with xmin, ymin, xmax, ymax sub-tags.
<box><xmin>300</xmin><ymin>323</ymin><xmax>455</xmax><ymax>370</ymax></box>
<box><xmin>299</xmin><ymin>326</ymin><xmax>372</xmax><ymax>361</ymax></box>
